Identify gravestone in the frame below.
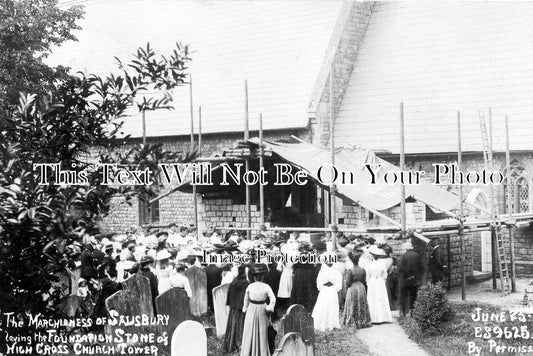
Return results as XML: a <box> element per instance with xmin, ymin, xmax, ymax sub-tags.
<box><xmin>69</xmin><ymin>266</ymin><xmax>81</xmax><ymax>295</ymax></box>
<box><xmin>123</xmin><ymin>274</ymin><xmax>154</xmax><ymax>317</ymax></box>
<box><xmin>171</xmin><ymin>320</ymin><xmax>207</xmax><ymax>356</ymax></box>
<box><xmin>212</xmin><ymin>283</ymin><xmax>230</xmax><ymax>337</ymax></box>
<box><xmin>57</xmin><ymin>295</ymin><xmax>82</xmax><ymax>318</ymax></box>
<box><xmin>156</xmin><ymin>288</ymin><xmax>192</xmax><ymax>338</ymax></box>
<box><xmin>273</xmin><ymin>332</ymin><xmax>313</xmax><ymax>356</ymax></box>
<box><xmin>105</xmin><ymin>274</ymin><xmax>153</xmax><ymax>335</ymax></box>
<box><xmin>277</xmin><ymin>304</ymin><xmax>315</xmax><ymax>352</ymax></box>
<box><xmin>184</xmin><ymin>266</ymin><xmax>208</xmax><ymax>316</ymax></box>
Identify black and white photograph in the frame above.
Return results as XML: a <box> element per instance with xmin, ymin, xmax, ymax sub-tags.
<box><xmin>1</xmin><ymin>1</ymin><xmax>533</xmax><ymax>355</ymax></box>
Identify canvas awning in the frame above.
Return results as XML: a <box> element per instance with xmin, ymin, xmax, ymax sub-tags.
<box><xmin>247</xmin><ymin>138</ymin><xmax>459</xmax><ymax>213</ymax></box>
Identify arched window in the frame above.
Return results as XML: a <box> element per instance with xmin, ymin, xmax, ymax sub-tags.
<box><xmin>502</xmin><ymin>160</ymin><xmax>530</xmax><ymax>213</ymax></box>
<box><xmin>466</xmin><ymin>188</ymin><xmax>489</xmax><ymax>217</ymax></box>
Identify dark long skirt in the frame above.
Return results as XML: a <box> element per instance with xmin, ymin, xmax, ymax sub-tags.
<box><xmin>224</xmin><ymin>307</ymin><xmax>246</xmax><ymax>353</ymax></box>
<box><xmin>290</xmin><ymin>264</ymin><xmax>318</xmax><ymax>312</ymax></box>
<box><xmin>341</xmin><ymin>281</ymin><xmax>371</xmax><ymax>328</ymax></box>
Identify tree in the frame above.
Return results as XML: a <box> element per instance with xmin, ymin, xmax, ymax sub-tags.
<box><xmin>0</xmin><ymin>0</ymin><xmax>84</xmax><ymax>110</ymax></box>
<box><xmin>0</xmin><ymin>35</ymin><xmax>191</xmax><ymax>353</ymax></box>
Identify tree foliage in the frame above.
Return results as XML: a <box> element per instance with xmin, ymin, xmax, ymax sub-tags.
<box><xmin>0</xmin><ymin>0</ymin><xmax>84</xmax><ymax>109</ymax></box>
<box><xmin>0</xmin><ymin>1</ymin><xmax>193</xmax><ymax>346</ymax></box>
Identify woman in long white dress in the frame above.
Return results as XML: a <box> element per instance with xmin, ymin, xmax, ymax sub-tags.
<box><xmin>276</xmin><ymin>247</ymin><xmax>295</xmax><ymax>314</ymax></box>
<box><xmin>312</xmin><ymin>253</ymin><xmax>342</xmax><ymax>331</ymax></box>
<box><xmin>365</xmin><ymin>245</ymin><xmax>392</xmax><ymax>323</ymax></box>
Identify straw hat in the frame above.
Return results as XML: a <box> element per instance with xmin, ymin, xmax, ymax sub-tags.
<box><xmin>156</xmin><ymin>250</ymin><xmax>171</xmax><ymax>261</ymax></box>
<box><xmin>368</xmin><ymin>245</ymin><xmax>387</xmax><ymax>257</ymax></box>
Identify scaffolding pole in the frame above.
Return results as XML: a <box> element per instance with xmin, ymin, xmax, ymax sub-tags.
<box><xmin>259</xmin><ymin>113</ymin><xmax>265</xmax><ymax>225</ymax></box>
<box><xmin>400</xmin><ymin>102</ymin><xmax>407</xmax><ymax>237</ymax></box>
<box><xmin>458</xmin><ymin>111</ymin><xmax>466</xmax><ymax>301</ymax></box>
<box><xmin>244</xmin><ymin>80</ymin><xmax>251</xmax><ymax>239</ymax></box>
<box><xmin>330</xmin><ymin>64</ymin><xmax>337</xmax><ymax>248</ymax></box>
<box><xmin>488</xmin><ymin>108</ymin><xmax>498</xmax><ymax>290</ymax></box>
<box><xmin>190</xmin><ymin>77</ymin><xmax>198</xmax><ymax>230</ymax></box>
<box><xmin>505</xmin><ymin>115</ymin><xmax>517</xmax><ymax>292</ymax></box>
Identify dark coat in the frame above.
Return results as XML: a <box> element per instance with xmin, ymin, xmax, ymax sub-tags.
<box><xmin>428</xmin><ymin>245</ymin><xmax>446</xmax><ymax>282</ymax></box>
<box><xmin>205</xmin><ymin>264</ymin><xmax>222</xmax><ymax>311</ymax></box>
<box><xmin>398</xmin><ymin>249</ymin><xmax>423</xmax><ymax>286</ymax></box>
<box><xmin>104</xmin><ymin>254</ymin><xmax>117</xmax><ymax>278</ymax></box>
<box><xmin>290</xmin><ymin>257</ymin><xmax>319</xmax><ymax>312</ymax></box>
<box><xmin>80</xmin><ymin>249</ymin><xmax>97</xmax><ymax>280</ymax></box>
<box><xmin>226</xmin><ymin>275</ymin><xmax>249</xmax><ymax>309</ymax></box>
<box><xmin>137</xmin><ymin>268</ymin><xmax>159</xmax><ymax>301</ymax></box>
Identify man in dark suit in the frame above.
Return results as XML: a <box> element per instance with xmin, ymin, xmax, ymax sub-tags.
<box><xmin>398</xmin><ymin>239</ymin><xmax>423</xmax><ymax>316</ymax></box>
<box><xmin>428</xmin><ymin>238</ymin><xmax>447</xmax><ymax>284</ymax></box>
<box><xmin>137</xmin><ymin>256</ymin><xmax>159</xmax><ymax>313</ymax></box>
<box><xmin>204</xmin><ymin>261</ymin><xmax>222</xmax><ymax>313</ymax></box>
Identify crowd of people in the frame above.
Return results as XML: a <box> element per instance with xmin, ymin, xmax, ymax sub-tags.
<box><xmin>55</xmin><ymin>224</ymin><xmax>448</xmax><ymax>356</ymax></box>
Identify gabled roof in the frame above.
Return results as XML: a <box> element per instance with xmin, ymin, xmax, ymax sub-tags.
<box><xmin>335</xmin><ymin>2</ymin><xmax>533</xmax><ymax>154</ymax></box>
<box><xmin>49</xmin><ymin>0</ymin><xmax>343</xmax><ymax>137</ymax></box>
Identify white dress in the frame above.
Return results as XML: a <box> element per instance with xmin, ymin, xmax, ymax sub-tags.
<box><xmin>312</xmin><ymin>264</ymin><xmax>342</xmax><ymax>331</ymax></box>
<box><xmin>157</xmin><ymin>267</ymin><xmax>173</xmax><ymax>294</ymax></box>
<box><xmin>169</xmin><ymin>273</ymin><xmax>192</xmax><ymax>298</ymax></box>
<box><xmin>365</xmin><ymin>259</ymin><xmax>392</xmax><ymax>323</ymax></box>
<box><xmin>277</xmin><ymin>261</ymin><xmax>293</xmax><ymax>298</ymax></box>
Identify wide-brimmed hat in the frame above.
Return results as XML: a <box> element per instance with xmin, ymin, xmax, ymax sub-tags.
<box><xmin>368</xmin><ymin>245</ymin><xmax>387</xmax><ymax>256</ymax></box>
<box><xmin>140</xmin><ymin>255</ymin><xmax>155</xmax><ymax>265</ymax></box>
<box><xmin>156</xmin><ymin>250</ymin><xmax>171</xmax><ymax>261</ymax></box>
<box><xmin>121</xmin><ymin>260</ymin><xmax>136</xmax><ymax>271</ymax></box>
<box><xmin>238</xmin><ymin>240</ymin><xmax>254</xmax><ymax>254</ymax></box>
<box><xmin>313</xmin><ymin>241</ymin><xmax>327</xmax><ymax>252</ymax></box>
<box><xmin>250</xmin><ymin>263</ymin><xmax>268</xmax><ymax>275</ymax></box>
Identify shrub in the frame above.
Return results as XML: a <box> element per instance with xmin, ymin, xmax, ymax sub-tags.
<box><xmin>411</xmin><ymin>282</ymin><xmax>454</xmax><ymax>335</ymax></box>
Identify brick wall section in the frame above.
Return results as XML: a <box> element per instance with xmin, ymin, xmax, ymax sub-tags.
<box><xmin>381</xmin><ymin>152</ymin><xmax>533</xmax><ymax>277</ymax></box>
<box><xmin>99</xmin><ymin>129</ymin><xmax>309</xmax><ymax>233</ymax></box>
<box><xmin>197</xmin><ymin>196</ymin><xmax>262</xmax><ymax>232</ymax></box>
<box><xmin>99</xmin><ymin>196</ymin><xmax>138</xmax><ymax>233</ymax></box>
<box><xmin>315</xmin><ymin>2</ymin><xmax>375</xmax><ymax>146</ymax></box>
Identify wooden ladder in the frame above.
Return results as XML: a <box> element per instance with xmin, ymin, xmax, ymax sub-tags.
<box><xmin>479</xmin><ymin>111</ymin><xmax>511</xmax><ymax>295</ymax></box>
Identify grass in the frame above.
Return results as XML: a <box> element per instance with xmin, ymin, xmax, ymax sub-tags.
<box><xmin>400</xmin><ymin>301</ymin><xmax>533</xmax><ymax>356</ymax></box>
<box><xmin>207</xmin><ymin>319</ymin><xmax>371</xmax><ymax>356</ymax></box>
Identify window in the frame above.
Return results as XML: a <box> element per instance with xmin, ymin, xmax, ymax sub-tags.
<box><xmin>503</xmin><ymin>159</ymin><xmax>530</xmax><ymax>213</ymax></box>
<box><xmin>138</xmin><ymin>192</ymin><xmax>160</xmax><ymax>225</ymax></box>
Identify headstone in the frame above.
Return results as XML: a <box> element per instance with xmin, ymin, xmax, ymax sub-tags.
<box><xmin>212</xmin><ymin>283</ymin><xmax>230</xmax><ymax>337</ymax></box>
<box><xmin>278</xmin><ymin>304</ymin><xmax>315</xmax><ymax>352</ymax></box>
<box><xmin>105</xmin><ymin>274</ymin><xmax>153</xmax><ymax>335</ymax></box>
<box><xmin>57</xmin><ymin>295</ymin><xmax>82</xmax><ymax>318</ymax></box>
<box><xmin>273</xmin><ymin>332</ymin><xmax>313</xmax><ymax>356</ymax></box>
<box><xmin>156</xmin><ymin>288</ymin><xmax>192</xmax><ymax>338</ymax></box>
<box><xmin>171</xmin><ymin>320</ymin><xmax>207</xmax><ymax>356</ymax></box>
<box><xmin>68</xmin><ymin>266</ymin><xmax>81</xmax><ymax>295</ymax></box>
<box><xmin>184</xmin><ymin>266</ymin><xmax>208</xmax><ymax>316</ymax></box>
<box><xmin>123</xmin><ymin>274</ymin><xmax>154</xmax><ymax>317</ymax></box>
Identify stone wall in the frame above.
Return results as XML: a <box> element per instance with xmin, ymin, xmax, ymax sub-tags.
<box><xmin>380</xmin><ymin>151</ymin><xmax>533</xmax><ymax>277</ymax></box>
<box><xmin>314</xmin><ymin>1</ymin><xmax>376</xmax><ymax>146</ymax></box>
<box><xmin>99</xmin><ymin>128</ymin><xmax>308</xmax><ymax>233</ymax></box>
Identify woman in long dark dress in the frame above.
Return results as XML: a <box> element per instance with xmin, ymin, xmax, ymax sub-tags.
<box><xmin>224</xmin><ymin>266</ymin><xmax>249</xmax><ymax>353</ymax></box>
<box><xmin>240</xmin><ymin>264</ymin><xmax>276</xmax><ymax>356</ymax></box>
<box><xmin>341</xmin><ymin>252</ymin><xmax>371</xmax><ymax>328</ymax></box>
<box><xmin>290</xmin><ymin>244</ymin><xmax>319</xmax><ymax>313</ymax></box>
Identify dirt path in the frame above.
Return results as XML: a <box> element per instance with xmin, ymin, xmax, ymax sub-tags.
<box><xmin>356</xmin><ymin>311</ymin><xmax>429</xmax><ymax>356</ymax></box>
<box><xmin>447</xmin><ymin>278</ymin><xmax>532</xmax><ymax>312</ymax></box>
